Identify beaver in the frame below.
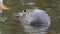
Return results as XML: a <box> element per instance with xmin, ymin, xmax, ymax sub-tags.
<box><xmin>18</xmin><ymin>8</ymin><xmax>51</xmax><ymax>33</ymax></box>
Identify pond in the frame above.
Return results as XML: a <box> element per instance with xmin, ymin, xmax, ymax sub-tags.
<box><xmin>0</xmin><ymin>0</ymin><xmax>60</xmax><ymax>34</ymax></box>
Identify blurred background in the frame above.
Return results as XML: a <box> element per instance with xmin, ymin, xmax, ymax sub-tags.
<box><xmin>0</xmin><ymin>0</ymin><xmax>60</xmax><ymax>34</ymax></box>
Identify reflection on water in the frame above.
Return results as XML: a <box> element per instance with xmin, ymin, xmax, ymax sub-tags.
<box><xmin>0</xmin><ymin>17</ymin><xmax>7</xmax><ymax>22</ymax></box>
<box><xmin>26</xmin><ymin>3</ymin><xmax>35</xmax><ymax>5</ymax></box>
<box><xmin>23</xmin><ymin>28</ymin><xmax>49</xmax><ymax>34</ymax></box>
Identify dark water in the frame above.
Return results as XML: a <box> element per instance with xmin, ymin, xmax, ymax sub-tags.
<box><xmin>0</xmin><ymin>0</ymin><xmax>60</xmax><ymax>34</ymax></box>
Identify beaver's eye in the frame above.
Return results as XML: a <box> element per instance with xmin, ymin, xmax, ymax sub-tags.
<box><xmin>24</xmin><ymin>9</ymin><xmax>26</xmax><ymax>12</ymax></box>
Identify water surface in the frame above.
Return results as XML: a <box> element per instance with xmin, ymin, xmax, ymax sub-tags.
<box><xmin>0</xmin><ymin>0</ymin><xmax>60</xmax><ymax>34</ymax></box>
